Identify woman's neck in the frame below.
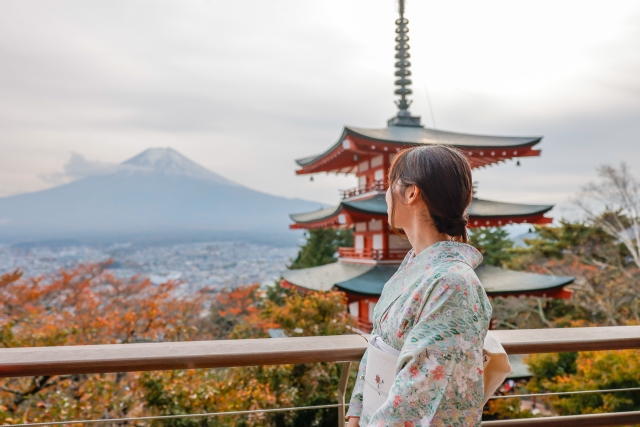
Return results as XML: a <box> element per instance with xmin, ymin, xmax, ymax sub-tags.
<box><xmin>403</xmin><ymin>214</ymin><xmax>449</xmax><ymax>256</ymax></box>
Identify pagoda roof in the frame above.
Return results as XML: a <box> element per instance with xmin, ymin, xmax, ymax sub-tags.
<box><xmin>297</xmin><ymin>126</ymin><xmax>541</xmax><ymax>167</ymax></box>
<box><xmin>295</xmin><ymin>126</ymin><xmax>542</xmax><ymax>174</ymax></box>
<box><xmin>290</xmin><ymin>194</ymin><xmax>553</xmax><ymax>228</ymax></box>
<box><xmin>346</xmin><ymin>126</ymin><xmax>541</xmax><ymax>148</ymax></box>
<box><xmin>474</xmin><ymin>264</ymin><xmax>574</xmax><ymax>297</ymax></box>
<box><xmin>281</xmin><ymin>261</ymin><xmax>574</xmax><ymax>298</ymax></box>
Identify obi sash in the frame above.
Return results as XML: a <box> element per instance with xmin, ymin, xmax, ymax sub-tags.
<box><xmin>362</xmin><ymin>331</ymin><xmax>511</xmax><ymax>418</ymax></box>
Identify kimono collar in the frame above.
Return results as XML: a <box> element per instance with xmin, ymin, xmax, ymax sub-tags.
<box><xmin>373</xmin><ymin>241</ymin><xmax>483</xmax><ymax>330</ymax></box>
<box><xmin>408</xmin><ymin>240</ymin><xmax>483</xmax><ymax>269</ymax></box>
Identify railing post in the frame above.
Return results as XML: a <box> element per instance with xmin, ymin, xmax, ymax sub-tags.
<box><xmin>337</xmin><ymin>361</ymin><xmax>352</xmax><ymax>427</ymax></box>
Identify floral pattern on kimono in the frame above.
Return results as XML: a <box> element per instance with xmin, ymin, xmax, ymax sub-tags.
<box><xmin>346</xmin><ymin>241</ymin><xmax>492</xmax><ymax>427</ymax></box>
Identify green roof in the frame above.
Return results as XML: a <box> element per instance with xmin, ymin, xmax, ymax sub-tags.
<box><xmin>508</xmin><ymin>354</ymin><xmax>533</xmax><ymax>379</ymax></box>
<box><xmin>282</xmin><ymin>261</ymin><xmax>574</xmax><ymax>296</ymax></box>
<box><xmin>336</xmin><ymin>266</ymin><xmax>399</xmax><ymax>295</ymax></box>
<box><xmin>475</xmin><ymin>264</ymin><xmax>574</xmax><ymax>296</ymax></box>
<box><xmin>282</xmin><ymin>263</ymin><xmax>373</xmax><ymax>292</ymax></box>
<box><xmin>290</xmin><ymin>194</ymin><xmax>552</xmax><ymax>225</ymax></box>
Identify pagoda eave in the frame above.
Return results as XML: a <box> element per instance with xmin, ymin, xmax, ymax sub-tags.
<box><xmin>289</xmin><ymin>218</ymin><xmax>342</xmax><ymax>230</ymax></box>
<box><xmin>469</xmin><ymin>215</ymin><xmax>553</xmax><ymax>227</ymax></box>
<box><xmin>289</xmin><ymin>195</ymin><xmax>554</xmax><ymax>230</ymax></box>
<box><xmin>488</xmin><ymin>287</ymin><xmax>574</xmax><ymax>299</ymax></box>
<box><xmin>282</xmin><ymin>262</ymin><xmax>575</xmax><ymax>299</ymax></box>
<box><xmin>295</xmin><ymin>127</ymin><xmax>542</xmax><ymax>175</ymax></box>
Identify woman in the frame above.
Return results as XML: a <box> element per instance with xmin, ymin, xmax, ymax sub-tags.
<box><xmin>346</xmin><ymin>146</ymin><xmax>492</xmax><ymax>427</ymax></box>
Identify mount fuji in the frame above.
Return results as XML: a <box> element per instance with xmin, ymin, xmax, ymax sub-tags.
<box><xmin>0</xmin><ymin>148</ymin><xmax>323</xmax><ymax>244</ymax></box>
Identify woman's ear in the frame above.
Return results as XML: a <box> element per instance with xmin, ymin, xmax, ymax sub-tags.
<box><xmin>404</xmin><ymin>184</ymin><xmax>421</xmax><ymax>205</ymax></box>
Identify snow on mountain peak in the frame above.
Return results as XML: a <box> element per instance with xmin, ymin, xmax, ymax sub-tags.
<box><xmin>122</xmin><ymin>148</ymin><xmax>238</xmax><ymax>186</ymax></box>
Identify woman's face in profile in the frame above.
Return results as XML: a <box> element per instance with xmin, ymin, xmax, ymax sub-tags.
<box><xmin>385</xmin><ymin>183</ymin><xmax>395</xmax><ymax>225</ymax></box>
<box><xmin>387</xmin><ymin>181</ymin><xmax>431</xmax><ymax>230</ymax></box>
<box><xmin>386</xmin><ymin>181</ymin><xmax>410</xmax><ymax>228</ymax></box>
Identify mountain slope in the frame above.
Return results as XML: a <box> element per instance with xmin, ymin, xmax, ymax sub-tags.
<box><xmin>0</xmin><ymin>148</ymin><xmax>323</xmax><ymax>243</ymax></box>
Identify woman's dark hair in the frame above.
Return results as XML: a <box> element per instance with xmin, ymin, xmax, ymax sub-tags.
<box><xmin>388</xmin><ymin>145</ymin><xmax>473</xmax><ymax>243</ymax></box>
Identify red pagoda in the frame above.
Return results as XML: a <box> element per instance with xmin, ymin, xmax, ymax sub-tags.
<box><xmin>282</xmin><ymin>1</ymin><xmax>573</xmax><ymax>332</ymax></box>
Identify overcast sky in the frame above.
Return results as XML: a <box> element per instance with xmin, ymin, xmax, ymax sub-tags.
<box><xmin>1</xmin><ymin>0</ymin><xmax>639</xmax><ymax>219</ymax></box>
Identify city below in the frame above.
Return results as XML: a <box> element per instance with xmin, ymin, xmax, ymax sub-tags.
<box><xmin>0</xmin><ymin>240</ymin><xmax>299</xmax><ymax>294</ymax></box>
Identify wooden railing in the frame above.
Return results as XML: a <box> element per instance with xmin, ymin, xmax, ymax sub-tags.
<box><xmin>338</xmin><ymin>247</ymin><xmax>407</xmax><ymax>261</ymax></box>
<box><xmin>339</xmin><ymin>179</ymin><xmax>386</xmax><ymax>199</ymax></box>
<box><xmin>1</xmin><ymin>326</ymin><xmax>640</xmax><ymax>426</ymax></box>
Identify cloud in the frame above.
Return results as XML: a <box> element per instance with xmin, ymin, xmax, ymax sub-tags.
<box><xmin>65</xmin><ymin>152</ymin><xmax>118</xmax><ymax>178</ymax></box>
<box><xmin>40</xmin><ymin>152</ymin><xmax>118</xmax><ymax>184</ymax></box>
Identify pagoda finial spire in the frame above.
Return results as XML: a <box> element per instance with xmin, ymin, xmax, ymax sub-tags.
<box><xmin>388</xmin><ymin>0</ymin><xmax>422</xmax><ymax>127</ymax></box>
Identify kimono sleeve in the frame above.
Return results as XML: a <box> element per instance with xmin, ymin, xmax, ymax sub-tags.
<box><xmin>346</xmin><ymin>348</ymin><xmax>368</xmax><ymax>419</ymax></box>
<box><xmin>366</xmin><ymin>274</ymin><xmax>485</xmax><ymax>426</ymax></box>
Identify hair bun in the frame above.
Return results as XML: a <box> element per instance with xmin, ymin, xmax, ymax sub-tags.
<box><xmin>443</xmin><ymin>217</ymin><xmax>468</xmax><ymax>237</ymax></box>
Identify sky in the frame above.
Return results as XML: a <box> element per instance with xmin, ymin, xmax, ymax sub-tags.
<box><xmin>1</xmin><ymin>0</ymin><xmax>639</xmax><ymax>219</ymax></box>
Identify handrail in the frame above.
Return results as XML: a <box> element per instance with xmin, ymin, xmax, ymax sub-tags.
<box><xmin>1</xmin><ymin>326</ymin><xmax>640</xmax><ymax>378</ymax></box>
<box><xmin>338</xmin><ymin>247</ymin><xmax>407</xmax><ymax>261</ymax></box>
<box><xmin>0</xmin><ymin>335</ymin><xmax>367</xmax><ymax>378</ymax></box>
<box><xmin>2</xmin><ymin>326</ymin><xmax>640</xmax><ymax>427</ymax></box>
<box><xmin>339</xmin><ymin>179</ymin><xmax>386</xmax><ymax>199</ymax></box>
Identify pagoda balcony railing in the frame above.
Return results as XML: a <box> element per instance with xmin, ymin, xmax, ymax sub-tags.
<box><xmin>355</xmin><ymin>318</ymin><xmax>374</xmax><ymax>333</ymax></box>
<box><xmin>338</xmin><ymin>247</ymin><xmax>407</xmax><ymax>261</ymax></box>
<box><xmin>339</xmin><ymin>179</ymin><xmax>386</xmax><ymax>199</ymax></box>
<box><xmin>2</xmin><ymin>326</ymin><xmax>640</xmax><ymax>427</ymax></box>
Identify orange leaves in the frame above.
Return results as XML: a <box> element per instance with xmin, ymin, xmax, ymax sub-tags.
<box><xmin>143</xmin><ymin>284</ymin><xmax>354</xmax><ymax>426</ymax></box>
<box><xmin>0</xmin><ymin>270</ymin><xmax>22</xmax><ymax>287</ymax></box>
<box><xmin>526</xmin><ymin>350</ymin><xmax>640</xmax><ymax>416</ymax></box>
<box><xmin>0</xmin><ymin>263</ymin><xmax>210</xmax><ymax>422</ymax></box>
<box><xmin>260</xmin><ymin>289</ymin><xmax>353</xmax><ymax>337</ymax></box>
<box><xmin>0</xmin><ymin>268</ymin><xmax>354</xmax><ymax>427</ymax></box>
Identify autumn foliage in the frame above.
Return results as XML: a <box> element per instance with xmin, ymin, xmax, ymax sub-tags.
<box><xmin>0</xmin><ymin>265</ymin><xmax>353</xmax><ymax>426</ymax></box>
<box><xmin>0</xmin><ymin>263</ymin><xmax>208</xmax><ymax>423</ymax></box>
<box><xmin>144</xmin><ymin>283</ymin><xmax>354</xmax><ymax>427</ymax></box>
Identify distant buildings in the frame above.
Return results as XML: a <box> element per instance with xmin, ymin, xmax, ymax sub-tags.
<box><xmin>0</xmin><ymin>241</ymin><xmax>297</xmax><ymax>294</ymax></box>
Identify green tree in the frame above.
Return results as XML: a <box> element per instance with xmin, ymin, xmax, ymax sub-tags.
<box><xmin>288</xmin><ymin>228</ymin><xmax>353</xmax><ymax>269</ymax></box>
<box><xmin>469</xmin><ymin>227</ymin><xmax>514</xmax><ymax>267</ymax></box>
<box><xmin>488</xmin><ymin>218</ymin><xmax>640</xmax><ymax>330</ymax></box>
<box><xmin>505</xmin><ymin>221</ymin><xmax>616</xmax><ymax>268</ymax></box>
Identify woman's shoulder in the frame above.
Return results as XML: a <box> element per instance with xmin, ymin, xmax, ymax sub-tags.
<box><xmin>395</xmin><ymin>243</ymin><xmax>483</xmax><ymax>295</ymax></box>
<box><xmin>409</xmin><ymin>259</ymin><xmax>484</xmax><ymax>306</ymax></box>
<box><xmin>427</xmin><ymin>263</ymin><xmax>481</xmax><ymax>295</ymax></box>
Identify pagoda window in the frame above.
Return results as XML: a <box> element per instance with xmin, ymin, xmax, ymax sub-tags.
<box><xmin>374</xmin><ymin>169</ymin><xmax>384</xmax><ymax>182</ymax></box>
<box><xmin>371</xmin><ymin>155</ymin><xmax>384</xmax><ymax>168</ymax></box>
<box><xmin>358</xmin><ymin>175</ymin><xmax>367</xmax><ymax>187</ymax></box>
<box><xmin>369</xmin><ymin>219</ymin><xmax>383</xmax><ymax>231</ymax></box>
<box><xmin>372</xmin><ymin>234</ymin><xmax>384</xmax><ymax>250</ymax></box>
<box><xmin>348</xmin><ymin>301</ymin><xmax>359</xmax><ymax>319</ymax></box>
<box><xmin>355</xmin><ymin>235</ymin><xmax>364</xmax><ymax>252</ymax></box>
<box><xmin>358</xmin><ymin>160</ymin><xmax>369</xmax><ymax>173</ymax></box>
<box><xmin>355</xmin><ymin>222</ymin><xmax>367</xmax><ymax>232</ymax></box>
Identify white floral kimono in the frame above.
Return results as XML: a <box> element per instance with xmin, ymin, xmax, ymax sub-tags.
<box><xmin>347</xmin><ymin>241</ymin><xmax>492</xmax><ymax>427</ymax></box>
